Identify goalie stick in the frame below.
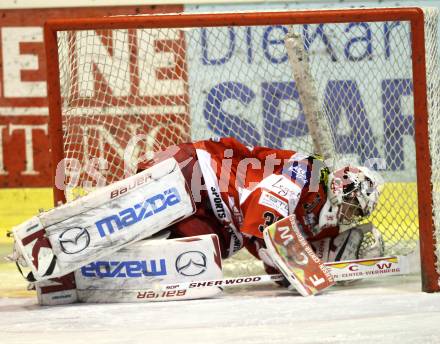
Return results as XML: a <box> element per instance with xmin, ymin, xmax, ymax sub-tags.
<box><xmin>151</xmin><ymin>254</ymin><xmax>412</xmax><ymax>294</ymax></box>
<box><xmin>285</xmin><ymin>28</ymin><xmax>335</xmax><ymax>162</ymax></box>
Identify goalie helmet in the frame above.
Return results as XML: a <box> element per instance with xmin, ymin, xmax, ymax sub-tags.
<box><xmin>319</xmin><ymin>165</ymin><xmax>383</xmax><ymax>228</ymax></box>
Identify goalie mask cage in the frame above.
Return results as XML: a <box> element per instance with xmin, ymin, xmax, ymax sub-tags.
<box><xmin>44</xmin><ymin>8</ymin><xmax>440</xmax><ymax>292</ymax></box>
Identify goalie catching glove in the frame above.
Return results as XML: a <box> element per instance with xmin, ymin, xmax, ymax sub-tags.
<box><xmin>312</xmin><ymin>223</ymin><xmax>384</xmax><ymax>285</ymax></box>
<box><xmin>312</xmin><ymin>223</ymin><xmax>385</xmax><ymax>264</ymax></box>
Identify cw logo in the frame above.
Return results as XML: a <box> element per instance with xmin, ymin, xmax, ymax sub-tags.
<box><xmin>348</xmin><ymin>262</ymin><xmax>393</xmax><ymax>271</ymax></box>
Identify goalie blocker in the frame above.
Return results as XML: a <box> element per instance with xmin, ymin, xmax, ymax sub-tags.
<box><xmin>12</xmin><ymin>158</ymin><xmax>195</xmax><ymax>282</ymax></box>
<box><xmin>263</xmin><ymin>215</ymin><xmax>335</xmax><ymax>296</ymax></box>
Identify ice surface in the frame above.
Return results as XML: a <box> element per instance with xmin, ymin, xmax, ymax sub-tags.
<box><xmin>1</xmin><ymin>275</ymin><xmax>440</xmax><ymax>344</ymax></box>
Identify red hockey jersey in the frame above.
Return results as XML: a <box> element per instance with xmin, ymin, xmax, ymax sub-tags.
<box><xmin>184</xmin><ymin>137</ymin><xmax>333</xmax><ymax>258</ymax></box>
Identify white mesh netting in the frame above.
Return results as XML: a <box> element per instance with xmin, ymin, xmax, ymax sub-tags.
<box><xmin>52</xmin><ymin>8</ymin><xmax>439</xmax><ymax>278</ymax></box>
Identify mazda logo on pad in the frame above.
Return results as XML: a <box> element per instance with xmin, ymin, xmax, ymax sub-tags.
<box><xmin>59</xmin><ymin>227</ymin><xmax>90</xmax><ymax>254</ymax></box>
<box><xmin>175</xmin><ymin>251</ymin><xmax>207</xmax><ymax>276</ymax></box>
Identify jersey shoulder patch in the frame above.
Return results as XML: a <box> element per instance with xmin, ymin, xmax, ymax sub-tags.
<box><xmin>282</xmin><ymin>153</ymin><xmax>329</xmax><ymax>189</ymax></box>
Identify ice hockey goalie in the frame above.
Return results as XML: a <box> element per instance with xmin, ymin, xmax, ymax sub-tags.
<box><xmin>12</xmin><ymin>136</ymin><xmax>383</xmax><ymax>302</ymax></box>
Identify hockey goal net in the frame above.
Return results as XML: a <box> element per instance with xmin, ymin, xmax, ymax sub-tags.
<box><xmin>44</xmin><ymin>7</ymin><xmax>440</xmax><ymax>292</ymax></box>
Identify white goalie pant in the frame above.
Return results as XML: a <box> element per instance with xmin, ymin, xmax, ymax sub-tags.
<box><xmin>12</xmin><ymin>158</ymin><xmax>196</xmax><ymax>281</ymax></box>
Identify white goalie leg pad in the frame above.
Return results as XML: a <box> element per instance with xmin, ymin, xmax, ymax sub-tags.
<box><xmin>12</xmin><ymin>158</ymin><xmax>195</xmax><ymax>281</ymax></box>
<box><xmin>34</xmin><ymin>230</ymin><xmax>172</xmax><ymax>306</ymax></box>
<box><xmin>35</xmin><ymin>273</ymin><xmax>78</xmax><ymax>306</ymax></box>
<box><xmin>75</xmin><ymin>234</ymin><xmax>223</xmax><ymax>302</ymax></box>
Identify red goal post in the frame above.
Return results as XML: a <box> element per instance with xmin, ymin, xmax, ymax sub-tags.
<box><xmin>44</xmin><ymin>8</ymin><xmax>440</xmax><ymax>292</ymax></box>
